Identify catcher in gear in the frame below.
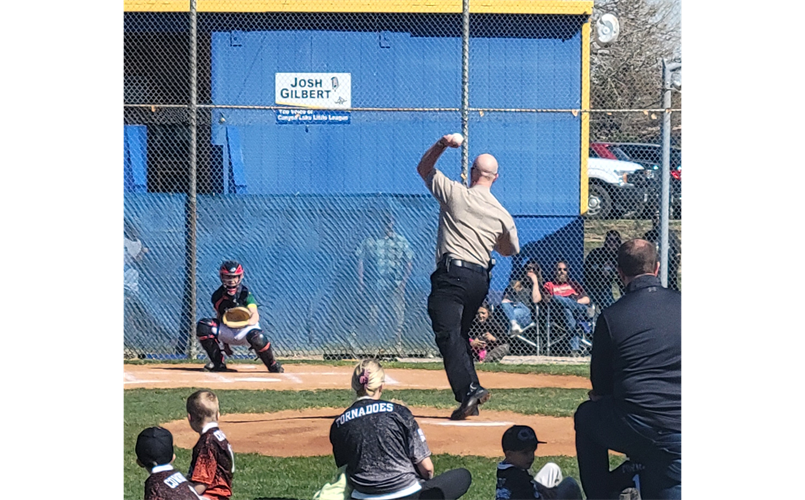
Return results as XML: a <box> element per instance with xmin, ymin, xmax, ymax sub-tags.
<box><xmin>195</xmin><ymin>260</ymin><xmax>284</xmax><ymax>373</ymax></box>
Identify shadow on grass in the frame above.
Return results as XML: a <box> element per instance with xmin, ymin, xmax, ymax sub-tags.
<box><xmin>228</xmin><ymin>415</ymin><xmax>339</xmax><ymax>424</ymax></box>
<box><xmin>255</xmin><ymin>497</ymin><xmax>301</xmax><ymax>500</ymax></box>
<box><xmin>156</xmin><ymin>366</ymin><xmax>256</xmax><ymax>373</ymax></box>
<box><xmin>158</xmin><ymin>366</ymin><xmax>208</xmax><ymax>372</ymax></box>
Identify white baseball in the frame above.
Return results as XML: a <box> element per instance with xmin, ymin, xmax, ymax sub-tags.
<box><xmin>451</xmin><ymin>133</ymin><xmax>464</xmax><ymax>146</ymax></box>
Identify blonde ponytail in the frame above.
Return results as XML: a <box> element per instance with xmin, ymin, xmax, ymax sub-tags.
<box><xmin>351</xmin><ymin>359</ymin><xmax>385</xmax><ymax>397</ymax></box>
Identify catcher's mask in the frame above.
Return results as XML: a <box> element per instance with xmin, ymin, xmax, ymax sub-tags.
<box><xmin>219</xmin><ymin>260</ymin><xmax>244</xmax><ymax>295</ymax></box>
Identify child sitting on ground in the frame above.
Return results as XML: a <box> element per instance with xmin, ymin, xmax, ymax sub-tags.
<box><xmin>496</xmin><ymin>425</ymin><xmax>582</xmax><ymax>499</ymax></box>
<box><xmin>186</xmin><ymin>390</ymin><xmax>234</xmax><ymax>500</ymax></box>
<box><xmin>469</xmin><ymin>301</ymin><xmax>509</xmax><ymax>363</ymax></box>
<box><xmin>136</xmin><ymin>426</ymin><xmax>202</xmax><ymax>499</ymax></box>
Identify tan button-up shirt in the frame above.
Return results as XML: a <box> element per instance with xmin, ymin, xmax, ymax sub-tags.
<box><xmin>425</xmin><ymin>169</ymin><xmax>519</xmax><ymax>266</ymax></box>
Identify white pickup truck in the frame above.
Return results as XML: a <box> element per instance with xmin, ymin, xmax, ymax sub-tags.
<box><xmin>587</xmin><ymin>157</ymin><xmax>648</xmax><ymax>219</ymax></box>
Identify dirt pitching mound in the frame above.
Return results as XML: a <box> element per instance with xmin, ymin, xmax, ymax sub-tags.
<box><xmin>162</xmin><ymin>407</ymin><xmax>576</xmax><ymax>458</ymax></box>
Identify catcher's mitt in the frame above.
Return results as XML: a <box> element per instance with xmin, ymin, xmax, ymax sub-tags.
<box><xmin>223</xmin><ymin>306</ymin><xmax>251</xmax><ymax>329</ymax></box>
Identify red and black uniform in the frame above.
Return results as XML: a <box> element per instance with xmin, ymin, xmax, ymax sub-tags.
<box><xmin>196</xmin><ymin>282</ymin><xmax>282</xmax><ymax>372</ymax></box>
<box><xmin>145</xmin><ymin>465</ymin><xmax>202</xmax><ymax>500</ymax></box>
<box><xmin>188</xmin><ymin>423</ymin><xmax>234</xmax><ymax>500</ymax></box>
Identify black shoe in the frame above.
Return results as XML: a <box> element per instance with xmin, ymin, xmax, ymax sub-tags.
<box><xmin>450</xmin><ymin>407</ymin><xmax>466</xmax><ymax>420</ymax></box>
<box><xmin>268</xmin><ymin>361</ymin><xmax>284</xmax><ymax>373</ymax></box>
<box><xmin>203</xmin><ymin>362</ymin><xmax>230</xmax><ymax>372</ymax></box>
<box><xmin>452</xmin><ymin>406</ymin><xmax>479</xmax><ymax>418</ymax></box>
<box><xmin>450</xmin><ymin>385</ymin><xmax>490</xmax><ymax>420</ymax></box>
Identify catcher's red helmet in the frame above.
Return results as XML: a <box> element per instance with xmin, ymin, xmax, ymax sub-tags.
<box><xmin>219</xmin><ymin>260</ymin><xmax>244</xmax><ymax>295</ymax></box>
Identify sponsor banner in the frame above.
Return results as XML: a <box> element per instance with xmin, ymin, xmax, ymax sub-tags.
<box><xmin>275</xmin><ymin>73</ymin><xmax>351</xmax><ymax>109</ymax></box>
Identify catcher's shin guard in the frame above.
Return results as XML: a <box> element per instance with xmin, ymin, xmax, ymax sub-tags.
<box><xmin>196</xmin><ymin>319</ymin><xmax>225</xmax><ymax>369</ymax></box>
<box><xmin>245</xmin><ymin>330</ymin><xmax>283</xmax><ymax>373</ymax></box>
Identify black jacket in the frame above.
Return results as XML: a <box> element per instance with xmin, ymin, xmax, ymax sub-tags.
<box><xmin>590</xmin><ymin>275</ymin><xmax>681</xmax><ymax>432</ymax></box>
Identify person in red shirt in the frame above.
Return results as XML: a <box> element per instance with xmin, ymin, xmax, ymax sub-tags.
<box><xmin>543</xmin><ymin>260</ymin><xmax>594</xmax><ymax>356</ymax></box>
<box><xmin>186</xmin><ymin>390</ymin><xmax>234</xmax><ymax>500</ymax></box>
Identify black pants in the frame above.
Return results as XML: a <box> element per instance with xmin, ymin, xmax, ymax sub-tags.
<box><xmin>575</xmin><ymin>397</ymin><xmax>681</xmax><ymax>499</ymax></box>
<box><xmin>427</xmin><ymin>265</ymin><xmax>489</xmax><ymax>403</ymax></box>
<box><xmin>400</xmin><ymin>468</ymin><xmax>472</xmax><ymax>499</ymax></box>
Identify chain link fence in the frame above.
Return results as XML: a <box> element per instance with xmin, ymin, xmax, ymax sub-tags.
<box><xmin>124</xmin><ymin>0</ymin><xmax>680</xmax><ymax>361</ymax></box>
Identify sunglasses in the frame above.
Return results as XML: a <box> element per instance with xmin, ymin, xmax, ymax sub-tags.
<box><xmin>471</xmin><ymin>166</ymin><xmax>498</xmax><ymax>176</ymax></box>
<box><xmin>557</xmin><ymin>268</ymin><xmax>568</xmax><ymax>272</ymax></box>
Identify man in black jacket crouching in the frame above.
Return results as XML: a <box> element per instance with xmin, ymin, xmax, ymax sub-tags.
<box><xmin>574</xmin><ymin>239</ymin><xmax>681</xmax><ymax>500</ymax></box>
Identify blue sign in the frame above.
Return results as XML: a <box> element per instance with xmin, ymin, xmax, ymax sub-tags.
<box><xmin>276</xmin><ymin>109</ymin><xmax>351</xmax><ymax>125</ymax></box>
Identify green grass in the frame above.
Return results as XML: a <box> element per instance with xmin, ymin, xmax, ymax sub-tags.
<box><xmin>124</xmin><ymin>388</ymin><xmax>594</xmax><ymax>500</ymax></box>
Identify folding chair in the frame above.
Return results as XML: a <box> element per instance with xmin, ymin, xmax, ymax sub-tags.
<box><xmin>507</xmin><ymin>303</ymin><xmax>543</xmax><ymax>355</ymax></box>
<box><xmin>540</xmin><ymin>301</ymin><xmax>597</xmax><ymax>357</ymax></box>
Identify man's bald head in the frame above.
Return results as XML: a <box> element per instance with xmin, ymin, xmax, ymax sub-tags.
<box><xmin>472</xmin><ymin>154</ymin><xmax>498</xmax><ymax>175</ymax></box>
<box><xmin>470</xmin><ymin>154</ymin><xmax>499</xmax><ymax>186</ymax></box>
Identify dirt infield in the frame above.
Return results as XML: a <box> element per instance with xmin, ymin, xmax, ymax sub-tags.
<box><xmin>129</xmin><ymin>363</ymin><xmax>588</xmax><ymax>458</ymax></box>
<box><xmin>124</xmin><ymin>363</ymin><xmax>591</xmax><ymax>391</ymax></box>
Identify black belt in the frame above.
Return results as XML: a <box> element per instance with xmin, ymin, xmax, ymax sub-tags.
<box><xmin>438</xmin><ymin>256</ymin><xmax>489</xmax><ymax>274</ymax></box>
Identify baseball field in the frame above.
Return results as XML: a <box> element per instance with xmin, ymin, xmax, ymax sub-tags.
<box><xmin>123</xmin><ymin>359</ymin><xmax>629</xmax><ymax>499</ymax></box>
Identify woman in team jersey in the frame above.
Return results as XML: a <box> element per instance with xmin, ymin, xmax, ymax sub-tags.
<box><xmin>329</xmin><ymin>359</ymin><xmax>471</xmax><ymax>499</ymax></box>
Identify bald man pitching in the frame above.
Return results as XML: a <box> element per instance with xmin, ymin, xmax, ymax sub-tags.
<box><xmin>417</xmin><ymin>133</ymin><xmax>520</xmax><ymax>420</ymax></box>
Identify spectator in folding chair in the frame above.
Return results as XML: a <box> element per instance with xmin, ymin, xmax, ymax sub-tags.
<box><xmin>500</xmin><ymin>259</ymin><xmax>544</xmax><ymax>337</ymax></box>
<box><xmin>543</xmin><ymin>260</ymin><xmax>595</xmax><ymax>357</ymax></box>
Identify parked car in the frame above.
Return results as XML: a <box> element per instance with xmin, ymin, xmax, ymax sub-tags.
<box><xmin>610</xmin><ymin>142</ymin><xmax>681</xmax><ymax>218</ymax></box>
<box><xmin>586</xmin><ymin>157</ymin><xmax>648</xmax><ymax>219</ymax></box>
<box><xmin>592</xmin><ymin>142</ymin><xmax>682</xmax><ymax>219</ymax></box>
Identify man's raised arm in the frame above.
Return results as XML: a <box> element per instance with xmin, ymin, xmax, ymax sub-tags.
<box><xmin>417</xmin><ymin>134</ymin><xmax>463</xmax><ymax>181</ymax></box>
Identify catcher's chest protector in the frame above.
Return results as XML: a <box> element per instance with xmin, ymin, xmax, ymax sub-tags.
<box><xmin>215</xmin><ymin>285</ymin><xmax>251</xmax><ymax>316</ymax></box>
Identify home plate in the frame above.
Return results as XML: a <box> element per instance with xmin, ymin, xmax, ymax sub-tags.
<box><xmin>238</xmin><ymin>377</ymin><xmax>282</xmax><ymax>382</ymax></box>
<box><xmin>419</xmin><ymin>420</ymin><xmax>514</xmax><ymax>427</ymax></box>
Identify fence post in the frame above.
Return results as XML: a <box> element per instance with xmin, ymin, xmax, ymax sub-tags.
<box><xmin>660</xmin><ymin>60</ymin><xmax>680</xmax><ymax>288</ymax></box>
<box><xmin>461</xmin><ymin>0</ymin><xmax>470</xmax><ymax>185</ymax></box>
<box><xmin>183</xmin><ymin>0</ymin><xmax>199</xmax><ymax>358</ymax></box>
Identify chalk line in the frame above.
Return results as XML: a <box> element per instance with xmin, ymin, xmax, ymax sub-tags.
<box><xmin>419</xmin><ymin>420</ymin><xmax>514</xmax><ymax>427</ymax></box>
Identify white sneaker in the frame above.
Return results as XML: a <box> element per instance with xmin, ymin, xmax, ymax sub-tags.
<box><xmin>509</xmin><ymin>320</ymin><xmax>522</xmax><ymax>336</ymax></box>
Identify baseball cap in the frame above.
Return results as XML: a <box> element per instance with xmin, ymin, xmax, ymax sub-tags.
<box><xmin>136</xmin><ymin>427</ymin><xmax>174</xmax><ymax>467</ymax></box>
<box><xmin>501</xmin><ymin>425</ymin><xmax>547</xmax><ymax>452</ymax></box>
